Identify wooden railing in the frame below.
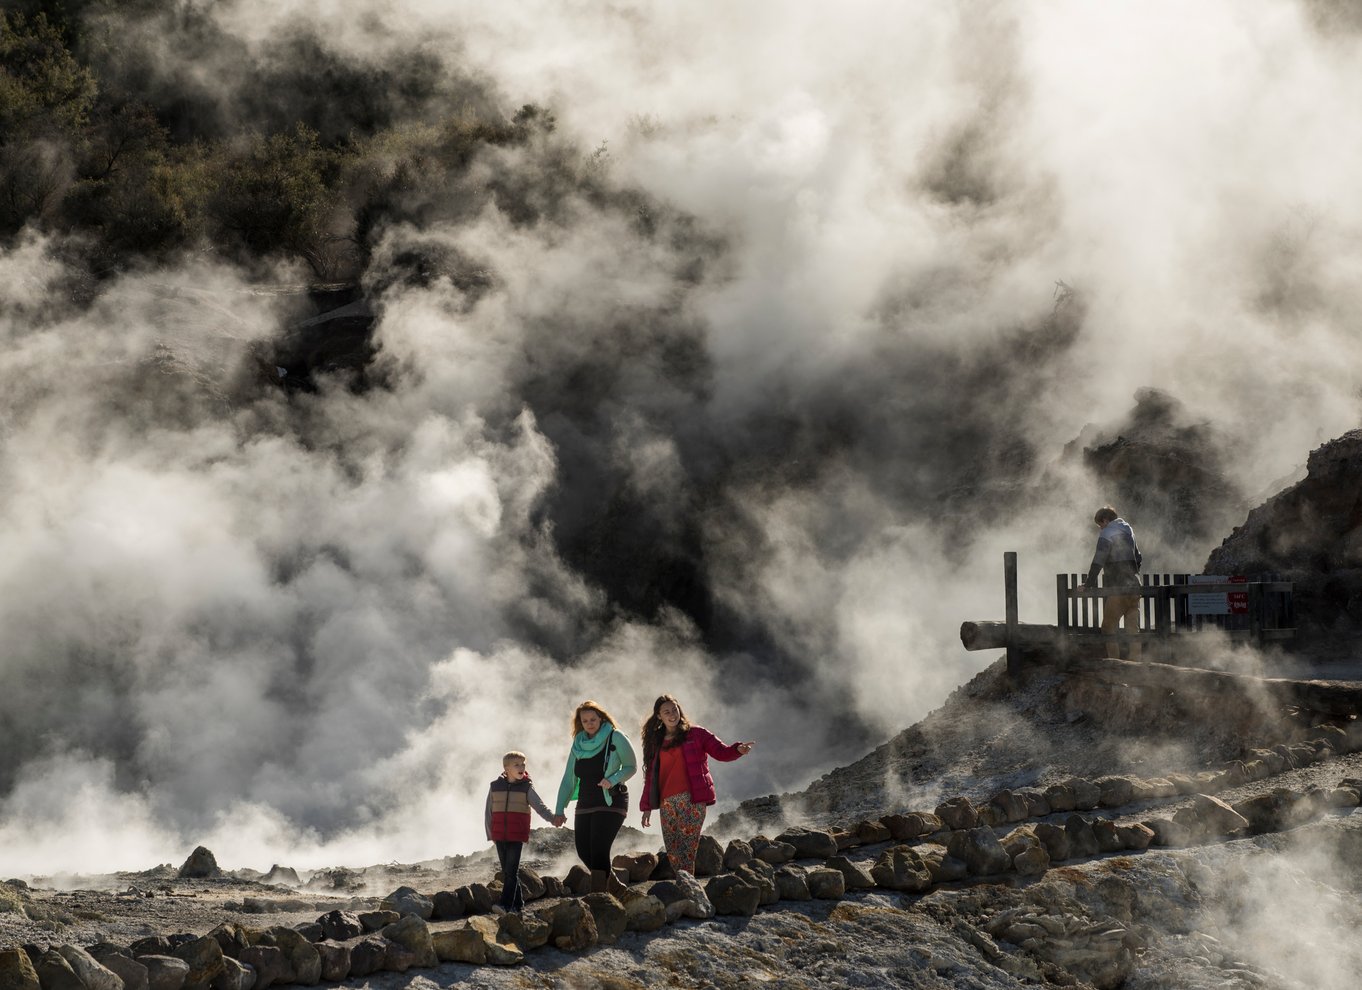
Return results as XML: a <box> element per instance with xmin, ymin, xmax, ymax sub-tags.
<box><xmin>1056</xmin><ymin>572</ymin><xmax>1295</xmax><ymax>659</ymax></box>
<box><xmin>985</xmin><ymin>554</ymin><xmax>1296</xmax><ymax>675</ymax></box>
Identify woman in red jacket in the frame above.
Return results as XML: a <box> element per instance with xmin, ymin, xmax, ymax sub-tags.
<box><xmin>638</xmin><ymin>695</ymin><xmax>754</xmax><ymax>875</ymax></box>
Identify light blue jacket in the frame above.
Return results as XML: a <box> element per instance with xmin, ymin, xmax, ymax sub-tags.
<box><xmin>555</xmin><ymin>725</ymin><xmax>637</xmax><ymax>815</ymax></box>
<box><xmin>1087</xmin><ymin>517</ymin><xmax>1142</xmax><ymax>588</ymax></box>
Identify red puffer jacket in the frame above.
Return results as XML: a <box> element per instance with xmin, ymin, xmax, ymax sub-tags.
<box><xmin>640</xmin><ymin>726</ymin><xmax>744</xmax><ymax>812</ymax></box>
<box><xmin>485</xmin><ymin>776</ymin><xmax>552</xmax><ymax>842</ymax></box>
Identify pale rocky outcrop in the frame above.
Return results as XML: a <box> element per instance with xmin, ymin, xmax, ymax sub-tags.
<box><xmin>261</xmin><ymin>866</ymin><xmax>299</xmax><ymax>886</ymax></box>
<box><xmin>177</xmin><ymin>848</ymin><xmax>220</xmax><ymax>880</ymax></box>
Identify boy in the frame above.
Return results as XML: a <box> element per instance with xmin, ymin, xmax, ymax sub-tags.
<box><xmin>485</xmin><ymin>751</ymin><xmax>558</xmax><ymax>913</ymax></box>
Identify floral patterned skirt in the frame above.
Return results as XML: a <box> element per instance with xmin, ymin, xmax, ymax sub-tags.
<box><xmin>660</xmin><ymin>791</ymin><xmax>708</xmax><ymax>874</ymax></box>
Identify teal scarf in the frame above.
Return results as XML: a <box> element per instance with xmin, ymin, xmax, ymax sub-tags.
<box><xmin>570</xmin><ymin>725</ymin><xmax>614</xmax><ymax>760</ymax></box>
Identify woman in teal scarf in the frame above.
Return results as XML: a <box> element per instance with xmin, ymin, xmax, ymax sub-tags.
<box><xmin>555</xmin><ymin>699</ymin><xmax>637</xmax><ymax>894</ymax></box>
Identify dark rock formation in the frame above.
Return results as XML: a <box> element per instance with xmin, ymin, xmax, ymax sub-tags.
<box><xmin>1207</xmin><ymin>428</ymin><xmax>1362</xmax><ymax>648</ymax></box>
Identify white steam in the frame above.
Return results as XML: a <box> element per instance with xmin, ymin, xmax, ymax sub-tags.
<box><xmin>5</xmin><ymin>0</ymin><xmax>1362</xmax><ymax>877</ymax></box>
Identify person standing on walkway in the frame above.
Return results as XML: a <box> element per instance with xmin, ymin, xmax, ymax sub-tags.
<box><xmin>554</xmin><ymin>700</ymin><xmax>636</xmax><ymax>895</ymax></box>
<box><xmin>1084</xmin><ymin>505</ymin><xmax>1143</xmax><ymax>659</ymax></box>
<box><xmin>638</xmin><ymin>695</ymin><xmax>754</xmax><ymax>875</ymax></box>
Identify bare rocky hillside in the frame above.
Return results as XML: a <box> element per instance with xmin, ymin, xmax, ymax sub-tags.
<box><xmin>7</xmin><ymin>429</ymin><xmax>1362</xmax><ymax>989</ymax></box>
<box><xmin>4</xmin><ymin>652</ymin><xmax>1362</xmax><ymax>990</ymax></box>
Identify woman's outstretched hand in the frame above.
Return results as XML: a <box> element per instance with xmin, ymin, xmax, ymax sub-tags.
<box><xmin>736</xmin><ymin>740</ymin><xmax>756</xmax><ymax>754</ymax></box>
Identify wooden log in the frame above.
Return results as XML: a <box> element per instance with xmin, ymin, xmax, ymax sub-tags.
<box><xmin>959</xmin><ymin>621</ymin><xmax>1114</xmax><ymax>653</ymax></box>
<box><xmin>962</xmin><ymin>620</ymin><xmax>1050</xmax><ymax>651</ymax></box>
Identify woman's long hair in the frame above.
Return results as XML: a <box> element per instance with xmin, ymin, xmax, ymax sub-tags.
<box><xmin>640</xmin><ymin>694</ymin><xmax>691</xmax><ymax>767</ymax></box>
<box><xmin>571</xmin><ymin>700</ymin><xmax>617</xmax><ymax>737</ymax></box>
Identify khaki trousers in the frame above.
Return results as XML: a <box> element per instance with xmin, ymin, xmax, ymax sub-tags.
<box><xmin>1101</xmin><ymin>594</ymin><xmax>1142</xmax><ymax>659</ymax></box>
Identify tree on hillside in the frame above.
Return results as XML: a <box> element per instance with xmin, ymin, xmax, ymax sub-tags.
<box><xmin>0</xmin><ymin>11</ymin><xmax>97</xmax><ymax>235</ymax></box>
<box><xmin>208</xmin><ymin>124</ymin><xmax>352</xmax><ymax>279</ymax></box>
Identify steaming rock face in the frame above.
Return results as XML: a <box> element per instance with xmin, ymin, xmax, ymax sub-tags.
<box><xmin>1206</xmin><ymin>428</ymin><xmax>1362</xmax><ymax>647</ymax></box>
<box><xmin>1064</xmin><ymin>388</ymin><xmax>1246</xmax><ymax>551</ymax></box>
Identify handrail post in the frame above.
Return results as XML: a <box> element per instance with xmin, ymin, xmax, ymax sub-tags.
<box><xmin>1005</xmin><ymin>552</ymin><xmax>1019</xmax><ymax>676</ymax></box>
<box><xmin>1159</xmin><ymin>583</ymin><xmax>1174</xmax><ymax>663</ymax></box>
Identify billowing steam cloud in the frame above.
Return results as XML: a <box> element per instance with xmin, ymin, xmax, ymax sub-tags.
<box><xmin>3</xmin><ymin>0</ymin><xmax>1362</xmax><ymax>877</ymax></box>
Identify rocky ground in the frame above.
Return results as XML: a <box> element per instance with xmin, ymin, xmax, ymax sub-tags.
<box><xmin>5</xmin><ymin>653</ymin><xmax>1362</xmax><ymax>989</ymax></box>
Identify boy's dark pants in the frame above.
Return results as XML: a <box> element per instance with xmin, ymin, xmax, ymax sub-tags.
<box><xmin>495</xmin><ymin>840</ymin><xmax>525</xmax><ymax>910</ymax></box>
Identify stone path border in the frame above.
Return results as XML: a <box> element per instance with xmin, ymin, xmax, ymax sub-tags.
<box><xmin>3</xmin><ymin>723</ymin><xmax>1358</xmax><ymax>987</ymax></box>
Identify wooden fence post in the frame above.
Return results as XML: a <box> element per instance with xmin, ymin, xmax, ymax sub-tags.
<box><xmin>1056</xmin><ymin>573</ymin><xmax>1069</xmax><ymax>630</ymax></box>
<box><xmin>1005</xmin><ymin>552</ymin><xmax>1019</xmax><ymax>676</ymax></box>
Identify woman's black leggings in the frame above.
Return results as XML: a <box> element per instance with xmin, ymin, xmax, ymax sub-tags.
<box><xmin>574</xmin><ymin>812</ymin><xmax>625</xmax><ymax>870</ymax></box>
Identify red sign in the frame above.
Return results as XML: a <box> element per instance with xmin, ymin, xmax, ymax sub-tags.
<box><xmin>1228</xmin><ymin>574</ymin><xmax>1248</xmax><ymax>614</ymax></box>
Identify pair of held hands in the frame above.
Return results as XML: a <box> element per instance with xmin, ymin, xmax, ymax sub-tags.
<box><xmin>639</xmin><ymin>740</ymin><xmax>756</xmax><ymax>828</ymax></box>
